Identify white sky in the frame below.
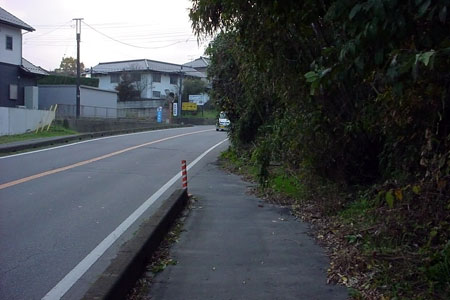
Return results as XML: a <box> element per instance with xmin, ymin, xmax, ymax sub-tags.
<box><xmin>1</xmin><ymin>0</ymin><xmax>209</xmax><ymax>71</ymax></box>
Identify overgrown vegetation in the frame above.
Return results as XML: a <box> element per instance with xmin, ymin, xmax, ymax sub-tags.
<box><xmin>181</xmin><ymin>108</ymin><xmax>218</xmax><ymax>119</ymax></box>
<box><xmin>191</xmin><ymin>0</ymin><xmax>450</xmax><ymax>298</ymax></box>
<box><xmin>181</xmin><ymin>78</ymin><xmax>207</xmax><ymax>102</ymax></box>
<box><xmin>0</xmin><ymin>125</ymin><xmax>77</xmax><ymax>144</ymax></box>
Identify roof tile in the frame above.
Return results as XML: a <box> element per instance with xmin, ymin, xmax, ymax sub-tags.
<box><xmin>0</xmin><ymin>7</ymin><xmax>34</xmax><ymax>31</ymax></box>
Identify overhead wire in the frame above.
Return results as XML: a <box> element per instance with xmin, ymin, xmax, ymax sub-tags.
<box><xmin>82</xmin><ymin>21</ymin><xmax>194</xmax><ymax>49</ymax></box>
<box><xmin>24</xmin><ymin>20</ymin><xmax>73</xmax><ymax>40</ymax></box>
<box><xmin>22</xmin><ymin>20</ymin><xmax>208</xmax><ymax>69</ymax></box>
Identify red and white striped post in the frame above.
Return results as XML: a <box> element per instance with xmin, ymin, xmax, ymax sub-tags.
<box><xmin>181</xmin><ymin>160</ymin><xmax>188</xmax><ymax>190</ymax></box>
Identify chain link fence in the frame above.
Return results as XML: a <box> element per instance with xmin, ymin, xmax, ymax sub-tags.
<box><xmin>55</xmin><ymin>104</ymin><xmax>169</xmax><ymax>122</ymax></box>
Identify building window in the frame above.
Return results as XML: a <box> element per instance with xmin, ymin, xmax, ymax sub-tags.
<box><xmin>6</xmin><ymin>36</ymin><xmax>13</xmax><ymax>50</ymax></box>
<box><xmin>130</xmin><ymin>72</ymin><xmax>141</xmax><ymax>82</ymax></box>
<box><xmin>110</xmin><ymin>74</ymin><xmax>120</xmax><ymax>83</ymax></box>
<box><xmin>9</xmin><ymin>84</ymin><xmax>18</xmax><ymax>100</ymax></box>
<box><xmin>152</xmin><ymin>73</ymin><xmax>161</xmax><ymax>83</ymax></box>
<box><xmin>152</xmin><ymin>91</ymin><xmax>161</xmax><ymax>98</ymax></box>
<box><xmin>170</xmin><ymin>75</ymin><xmax>178</xmax><ymax>85</ymax></box>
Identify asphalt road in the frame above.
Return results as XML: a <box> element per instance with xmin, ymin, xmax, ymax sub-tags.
<box><xmin>0</xmin><ymin>126</ymin><xmax>228</xmax><ymax>300</ymax></box>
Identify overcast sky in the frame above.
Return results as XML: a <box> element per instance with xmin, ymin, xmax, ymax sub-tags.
<box><xmin>1</xmin><ymin>0</ymin><xmax>209</xmax><ymax>71</ymax></box>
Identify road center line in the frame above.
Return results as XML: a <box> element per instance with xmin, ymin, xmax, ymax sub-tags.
<box><xmin>42</xmin><ymin>138</ymin><xmax>228</xmax><ymax>300</ymax></box>
<box><xmin>0</xmin><ymin>129</ymin><xmax>213</xmax><ymax>191</ymax></box>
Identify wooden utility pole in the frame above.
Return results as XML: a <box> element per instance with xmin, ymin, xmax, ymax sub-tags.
<box><xmin>73</xmin><ymin>18</ymin><xmax>83</xmax><ymax>118</ymax></box>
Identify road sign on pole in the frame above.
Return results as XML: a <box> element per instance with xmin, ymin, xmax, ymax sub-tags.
<box><xmin>182</xmin><ymin>102</ymin><xmax>198</xmax><ymax>111</ymax></box>
<box><xmin>173</xmin><ymin>103</ymin><xmax>178</xmax><ymax>117</ymax></box>
<box><xmin>157</xmin><ymin>106</ymin><xmax>162</xmax><ymax>123</ymax></box>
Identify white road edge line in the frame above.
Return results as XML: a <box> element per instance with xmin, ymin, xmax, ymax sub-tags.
<box><xmin>42</xmin><ymin>138</ymin><xmax>228</xmax><ymax>300</ymax></box>
<box><xmin>0</xmin><ymin>127</ymin><xmax>185</xmax><ymax>160</ymax></box>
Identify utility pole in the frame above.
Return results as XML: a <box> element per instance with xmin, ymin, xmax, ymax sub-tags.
<box><xmin>73</xmin><ymin>18</ymin><xmax>83</xmax><ymax>118</ymax></box>
<box><xmin>178</xmin><ymin>66</ymin><xmax>183</xmax><ymax>117</ymax></box>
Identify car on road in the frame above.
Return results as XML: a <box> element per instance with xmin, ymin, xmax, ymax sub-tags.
<box><xmin>216</xmin><ymin>111</ymin><xmax>230</xmax><ymax>131</ymax></box>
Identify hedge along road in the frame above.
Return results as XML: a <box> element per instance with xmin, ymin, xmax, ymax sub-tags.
<box><xmin>0</xmin><ymin>126</ymin><xmax>229</xmax><ymax>300</ymax></box>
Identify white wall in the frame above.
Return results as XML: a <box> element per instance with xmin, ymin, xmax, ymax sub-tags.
<box><xmin>152</xmin><ymin>73</ymin><xmax>179</xmax><ymax>99</ymax></box>
<box><xmin>80</xmin><ymin>86</ymin><xmax>117</xmax><ymax>108</ymax></box>
<box><xmin>0</xmin><ymin>107</ymin><xmax>55</xmax><ymax>135</ymax></box>
<box><xmin>38</xmin><ymin>85</ymin><xmax>76</xmax><ymax>108</ymax></box>
<box><xmin>97</xmin><ymin>75</ymin><xmax>116</xmax><ymax>91</ymax></box>
<box><xmin>38</xmin><ymin>85</ymin><xmax>118</xmax><ymax>118</ymax></box>
<box><xmin>80</xmin><ymin>86</ymin><xmax>117</xmax><ymax>118</ymax></box>
<box><xmin>0</xmin><ymin>24</ymin><xmax>22</xmax><ymax>65</ymax></box>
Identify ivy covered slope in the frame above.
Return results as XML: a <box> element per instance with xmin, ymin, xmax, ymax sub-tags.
<box><xmin>190</xmin><ymin>0</ymin><xmax>450</xmax><ymax>299</ymax></box>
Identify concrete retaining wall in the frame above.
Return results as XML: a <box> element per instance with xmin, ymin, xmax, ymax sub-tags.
<box><xmin>0</xmin><ymin>107</ymin><xmax>55</xmax><ymax>135</ymax></box>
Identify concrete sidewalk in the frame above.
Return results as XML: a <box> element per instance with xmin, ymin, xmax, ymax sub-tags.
<box><xmin>148</xmin><ymin>161</ymin><xmax>348</xmax><ymax>300</ymax></box>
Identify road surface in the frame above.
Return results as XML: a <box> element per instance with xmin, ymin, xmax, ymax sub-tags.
<box><xmin>0</xmin><ymin>126</ymin><xmax>228</xmax><ymax>300</ymax></box>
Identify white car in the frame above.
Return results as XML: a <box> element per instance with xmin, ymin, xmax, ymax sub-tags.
<box><xmin>216</xmin><ymin>112</ymin><xmax>230</xmax><ymax>131</ymax></box>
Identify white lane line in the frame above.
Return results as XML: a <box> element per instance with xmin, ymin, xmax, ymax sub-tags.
<box><xmin>0</xmin><ymin>127</ymin><xmax>200</xmax><ymax>160</ymax></box>
<box><xmin>42</xmin><ymin>138</ymin><xmax>228</xmax><ymax>300</ymax></box>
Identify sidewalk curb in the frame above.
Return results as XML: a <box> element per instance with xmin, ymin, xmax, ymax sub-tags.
<box><xmin>82</xmin><ymin>189</ymin><xmax>189</xmax><ymax>300</ymax></box>
<box><xmin>0</xmin><ymin>124</ymin><xmax>189</xmax><ymax>154</ymax></box>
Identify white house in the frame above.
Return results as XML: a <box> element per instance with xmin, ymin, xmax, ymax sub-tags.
<box><xmin>0</xmin><ymin>7</ymin><xmax>48</xmax><ymax>108</ymax></box>
<box><xmin>91</xmin><ymin>59</ymin><xmax>206</xmax><ymax>101</ymax></box>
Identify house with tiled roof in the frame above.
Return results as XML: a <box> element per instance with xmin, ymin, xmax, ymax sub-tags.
<box><xmin>0</xmin><ymin>7</ymin><xmax>48</xmax><ymax>108</ymax></box>
<box><xmin>91</xmin><ymin>59</ymin><xmax>206</xmax><ymax>100</ymax></box>
<box><xmin>183</xmin><ymin>56</ymin><xmax>210</xmax><ymax>75</ymax></box>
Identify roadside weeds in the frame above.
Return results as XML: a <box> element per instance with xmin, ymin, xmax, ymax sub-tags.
<box><xmin>126</xmin><ymin>195</ymin><xmax>197</xmax><ymax>300</ymax></box>
<box><xmin>219</xmin><ymin>148</ymin><xmax>450</xmax><ymax>300</ymax></box>
<box><xmin>0</xmin><ymin>125</ymin><xmax>77</xmax><ymax>144</ymax></box>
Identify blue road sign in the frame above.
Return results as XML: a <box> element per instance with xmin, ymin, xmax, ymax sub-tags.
<box><xmin>157</xmin><ymin>106</ymin><xmax>162</xmax><ymax>123</ymax></box>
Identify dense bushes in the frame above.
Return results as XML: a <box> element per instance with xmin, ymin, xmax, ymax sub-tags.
<box><xmin>193</xmin><ymin>0</ymin><xmax>450</xmax><ymax>186</ymax></box>
<box><xmin>190</xmin><ymin>0</ymin><xmax>450</xmax><ymax>297</ymax></box>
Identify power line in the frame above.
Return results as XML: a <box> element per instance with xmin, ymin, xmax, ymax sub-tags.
<box><xmin>24</xmin><ymin>20</ymin><xmax>73</xmax><ymax>40</ymax></box>
<box><xmin>24</xmin><ymin>38</ymin><xmax>196</xmax><ymax>45</ymax></box>
<box><xmin>82</xmin><ymin>21</ymin><xmax>193</xmax><ymax>50</ymax></box>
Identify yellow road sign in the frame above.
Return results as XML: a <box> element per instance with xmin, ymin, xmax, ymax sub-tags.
<box><xmin>182</xmin><ymin>102</ymin><xmax>198</xmax><ymax>111</ymax></box>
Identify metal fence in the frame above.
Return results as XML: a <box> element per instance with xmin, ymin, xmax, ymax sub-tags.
<box><xmin>56</xmin><ymin>104</ymin><xmax>116</xmax><ymax>119</ymax></box>
<box><xmin>55</xmin><ymin>104</ymin><xmax>169</xmax><ymax>121</ymax></box>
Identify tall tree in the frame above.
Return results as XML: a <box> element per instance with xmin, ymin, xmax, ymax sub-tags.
<box><xmin>56</xmin><ymin>56</ymin><xmax>84</xmax><ymax>76</ymax></box>
<box><xmin>115</xmin><ymin>73</ymin><xmax>140</xmax><ymax>102</ymax></box>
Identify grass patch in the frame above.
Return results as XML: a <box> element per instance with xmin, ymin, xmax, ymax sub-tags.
<box><xmin>339</xmin><ymin>197</ymin><xmax>373</xmax><ymax>224</ymax></box>
<box><xmin>269</xmin><ymin>173</ymin><xmax>304</xmax><ymax>199</ymax></box>
<box><xmin>220</xmin><ymin>147</ymin><xmax>245</xmax><ymax>168</ymax></box>
<box><xmin>0</xmin><ymin>125</ymin><xmax>77</xmax><ymax>144</ymax></box>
